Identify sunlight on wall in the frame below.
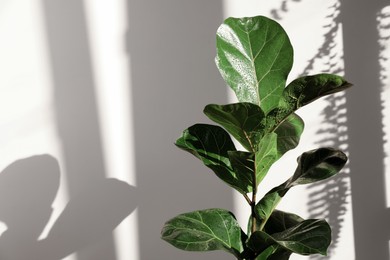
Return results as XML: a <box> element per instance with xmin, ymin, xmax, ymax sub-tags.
<box><xmin>378</xmin><ymin>5</ymin><xmax>390</xmax><ymax>209</ymax></box>
<box><xmin>0</xmin><ymin>0</ymin><xmax>70</xmax><ymax>251</ymax></box>
<box><xmin>83</xmin><ymin>1</ymin><xmax>139</xmax><ymax>260</ymax></box>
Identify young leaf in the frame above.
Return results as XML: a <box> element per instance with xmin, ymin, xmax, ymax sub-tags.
<box><xmin>216</xmin><ymin>16</ymin><xmax>293</xmax><ymax>113</ymax></box>
<box><xmin>175</xmin><ymin>124</ymin><xmax>250</xmax><ymax>194</ymax></box>
<box><xmin>204</xmin><ymin>103</ymin><xmax>265</xmax><ymax>151</ymax></box>
<box><xmin>248</xmin><ymin>219</ymin><xmax>331</xmax><ymax>256</ymax></box>
<box><xmin>161</xmin><ymin>209</ymin><xmax>244</xmax><ymax>257</ymax></box>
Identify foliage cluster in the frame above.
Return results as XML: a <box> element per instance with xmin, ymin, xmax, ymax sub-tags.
<box><xmin>161</xmin><ymin>15</ymin><xmax>351</xmax><ymax>259</ymax></box>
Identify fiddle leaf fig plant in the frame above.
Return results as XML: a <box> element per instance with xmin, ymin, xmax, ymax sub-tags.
<box><xmin>161</xmin><ymin>15</ymin><xmax>352</xmax><ymax>259</ymax></box>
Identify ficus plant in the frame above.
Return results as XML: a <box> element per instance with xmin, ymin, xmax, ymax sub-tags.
<box><xmin>161</xmin><ymin>15</ymin><xmax>352</xmax><ymax>259</ymax></box>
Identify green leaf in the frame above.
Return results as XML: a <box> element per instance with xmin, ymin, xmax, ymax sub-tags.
<box><xmin>216</xmin><ymin>16</ymin><xmax>293</xmax><ymax>113</ymax></box>
<box><xmin>248</xmin><ymin>219</ymin><xmax>331</xmax><ymax>256</ymax></box>
<box><xmin>228</xmin><ymin>151</ymin><xmax>255</xmax><ymax>193</ymax></box>
<box><xmin>262</xmin><ymin>248</ymin><xmax>292</xmax><ymax>260</ymax></box>
<box><xmin>255</xmin><ymin>184</ymin><xmax>289</xmax><ymax>229</ymax></box>
<box><xmin>263</xmin><ymin>74</ymin><xmax>351</xmax><ymax>136</ymax></box>
<box><xmin>247</xmin><ymin>230</ymin><xmax>275</xmax><ymax>253</ymax></box>
<box><xmin>255</xmin><ymin>133</ymin><xmax>279</xmax><ymax>185</ymax></box>
<box><xmin>277</xmin><ymin>74</ymin><xmax>352</xmax><ymax>119</ymax></box>
<box><xmin>271</xmin><ymin>219</ymin><xmax>331</xmax><ymax>255</ymax></box>
<box><xmin>274</xmin><ymin>113</ymin><xmax>304</xmax><ymax>156</ymax></box>
<box><xmin>161</xmin><ymin>209</ymin><xmax>244</xmax><ymax>257</ymax></box>
<box><xmin>255</xmin><ymin>244</ymin><xmax>284</xmax><ymax>260</ymax></box>
<box><xmin>175</xmin><ymin>124</ymin><xmax>252</xmax><ymax>194</ymax></box>
<box><xmin>204</xmin><ymin>103</ymin><xmax>265</xmax><ymax>151</ymax></box>
<box><xmin>255</xmin><ymin>148</ymin><xmax>347</xmax><ymax>229</ymax></box>
<box><xmin>288</xmin><ymin>147</ymin><xmax>348</xmax><ymax>186</ymax></box>
<box><xmin>263</xmin><ymin>210</ymin><xmax>304</xmax><ymax>235</ymax></box>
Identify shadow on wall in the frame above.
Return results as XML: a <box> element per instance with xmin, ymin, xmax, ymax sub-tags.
<box><xmin>271</xmin><ymin>0</ymin><xmax>390</xmax><ymax>259</ymax></box>
<box><xmin>41</xmin><ymin>0</ymin><xmax>124</xmax><ymax>259</ymax></box>
<box><xmin>271</xmin><ymin>1</ymin><xmax>351</xmax><ymax>258</ymax></box>
<box><xmin>126</xmin><ymin>0</ymin><xmax>235</xmax><ymax>259</ymax></box>
<box><xmin>0</xmin><ymin>155</ymin><xmax>137</xmax><ymax>260</ymax></box>
<box><xmin>299</xmin><ymin>2</ymin><xmax>351</xmax><ymax>259</ymax></box>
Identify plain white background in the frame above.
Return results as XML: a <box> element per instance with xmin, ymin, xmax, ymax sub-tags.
<box><xmin>0</xmin><ymin>0</ymin><xmax>389</xmax><ymax>259</ymax></box>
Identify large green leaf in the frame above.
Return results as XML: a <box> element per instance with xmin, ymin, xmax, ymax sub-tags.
<box><xmin>175</xmin><ymin>124</ymin><xmax>251</xmax><ymax>194</ymax></box>
<box><xmin>255</xmin><ymin>148</ymin><xmax>347</xmax><ymax>229</ymax></box>
<box><xmin>161</xmin><ymin>209</ymin><xmax>244</xmax><ymax>257</ymax></box>
<box><xmin>248</xmin><ymin>219</ymin><xmax>331</xmax><ymax>256</ymax></box>
<box><xmin>216</xmin><ymin>16</ymin><xmax>293</xmax><ymax>113</ymax></box>
<box><xmin>204</xmin><ymin>103</ymin><xmax>265</xmax><ymax>151</ymax></box>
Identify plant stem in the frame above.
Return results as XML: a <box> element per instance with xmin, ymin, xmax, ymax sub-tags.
<box><xmin>251</xmin><ymin>176</ymin><xmax>257</xmax><ymax>234</ymax></box>
<box><xmin>243</xmin><ymin>194</ymin><xmax>252</xmax><ymax>205</ymax></box>
<box><xmin>251</xmin><ymin>194</ymin><xmax>256</xmax><ymax>234</ymax></box>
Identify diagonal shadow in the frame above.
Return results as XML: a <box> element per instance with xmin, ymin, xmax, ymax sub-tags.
<box><xmin>126</xmin><ymin>0</ymin><xmax>235</xmax><ymax>259</ymax></box>
<box><xmin>0</xmin><ymin>155</ymin><xmax>137</xmax><ymax>260</ymax></box>
<box><xmin>41</xmin><ymin>0</ymin><xmax>121</xmax><ymax>259</ymax></box>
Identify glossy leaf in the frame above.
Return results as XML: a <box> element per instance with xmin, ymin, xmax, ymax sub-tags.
<box><xmin>255</xmin><ymin>184</ymin><xmax>289</xmax><ymax>229</ymax></box>
<box><xmin>288</xmin><ymin>147</ymin><xmax>348</xmax><ymax>186</ymax></box>
<box><xmin>262</xmin><ymin>249</ymin><xmax>292</xmax><ymax>260</ymax></box>
<box><xmin>275</xmin><ymin>74</ymin><xmax>351</xmax><ymax>123</ymax></box>
<box><xmin>280</xmin><ymin>74</ymin><xmax>352</xmax><ymax>113</ymax></box>
<box><xmin>175</xmin><ymin>124</ymin><xmax>249</xmax><ymax>194</ymax></box>
<box><xmin>216</xmin><ymin>16</ymin><xmax>293</xmax><ymax>113</ymax></box>
<box><xmin>263</xmin><ymin>210</ymin><xmax>304</xmax><ymax>235</ymax></box>
<box><xmin>264</xmin><ymin>74</ymin><xmax>351</xmax><ymax>135</ymax></box>
<box><xmin>256</xmin><ymin>148</ymin><xmax>347</xmax><ymax>229</ymax></box>
<box><xmin>255</xmin><ymin>133</ymin><xmax>279</xmax><ymax>185</ymax></box>
<box><xmin>248</xmin><ymin>219</ymin><xmax>331</xmax><ymax>256</ymax></box>
<box><xmin>274</xmin><ymin>113</ymin><xmax>304</xmax><ymax>156</ymax></box>
<box><xmin>247</xmin><ymin>232</ymin><xmax>292</xmax><ymax>260</ymax></box>
<box><xmin>228</xmin><ymin>151</ymin><xmax>255</xmax><ymax>193</ymax></box>
<box><xmin>271</xmin><ymin>219</ymin><xmax>331</xmax><ymax>255</ymax></box>
<box><xmin>161</xmin><ymin>209</ymin><xmax>244</xmax><ymax>257</ymax></box>
<box><xmin>204</xmin><ymin>103</ymin><xmax>265</xmax><ymax>151</ymax></box>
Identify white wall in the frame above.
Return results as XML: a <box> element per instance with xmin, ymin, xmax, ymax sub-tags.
<box><xmin>0</xmin><ymin>0</ymin><xmax>389</xmax><ymax>259</ymax></box>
